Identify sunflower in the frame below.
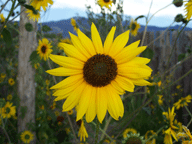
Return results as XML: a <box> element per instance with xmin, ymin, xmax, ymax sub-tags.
<box><xmin>184</xmin><ymin>0</ymin><xmax>192</xmax><ymax>21</ymax></box>
<box><xmin>123</xmin><ymin>128</ymin><xmax>137</xmax><ymax>138</ymax></box>
<box><xmin>145</xmin><ymin>130</ymin><xmax>156</xmax><ymax>144</ymax></box>
<box><xmin>7</xmin><ymin>94</ymin><xmax>12</xmax><ymax>101</ymax></box>
<box><xmin>157</xmin><ymin>95</ymin><xmax>164</xmax><ymax>106</ymax></box>
<box><xmin>97</xmin><ymin>0</ymin><xmax>113</xmax><ymax>9</ymax></box>
<box><xmin>46</xmin><ymin>23</ymin><xmax>152</xmax><ymax>123</ymax></box>
<box><xmin>20</xmin><ymin>130</ymin><xmax>34</xmax><ymax>144</ymax></box>
<box><xmin>78</xmin><ymin>120</ymin><xmax>88</xmax><ymax>142</ymax></box>
<box><xmin>129</xmin><ymin>19</ymin><xmax>141</xmax><ymax>36</ymax></box>
<box><xmin>58</xmin><ymin>37</ymin><xmax>72</xmax><ymax>50</ymax></box>
<box><xmin>31</xmin><ymin>0</ymin><xmax>53</xmax><ymax>11</ymax></box>
<box><xmin>36</xmin><ymin>38</ymin><xmax>52</xmax><ymax>61</ymax></box>
<box><xmin>122</xmin><ymin>133</ymin><xmax>145</xmax><ymax>144</ymax></box>
<box><xmin>25</xmin><ymin>9</ymin><xmax>40</xmax><ymax>22</ymax></box>
<box><xmin>68</xmin><ymin>110</ymin><xmax>73</xmax><ymax>115</ymax></box>
<box><xmin>163</xmin><ymin>107</ymin><xmax>178</xmax><ymax>143</ymax></box>
<box><xmin>8</xmin><ymin>78</ymin><xmax>15</xmax><ymax>86</ymax></box>
<box><xmin>0</xmin><ymin>102</ymin><xmax>16</xmax><ymax>119</ymax></box>
<box><xmin>0</xmin><ymin>13</ymin><xmax>5</xmax><ymax>23</ymax></box>
<box><xmin>174</xmin><ymin>95</ymin><xmax>192</xmax><ymax>110</ymax></box>
<box><xmin>0</xmin><ymin>73</ymin><xmax>6</xmax><ymax>79</ymax></box>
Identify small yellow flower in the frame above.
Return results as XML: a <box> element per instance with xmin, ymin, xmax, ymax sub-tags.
<box><xmin>1</xmin><ymin>73</ymin><xmax>6</xmax><ymax>79</ymax></box>
<box><xmin>65</xmin><ymin>128</ymin><xmax>71</xmax><ymax>134</ymax></box>
<box><xmin>20</xmin><ymin>130</ymin><xmax>34</xmax><ymax>144</ymax></box>
<box><xmin>145</xmin><ymin>130</ymin><xmax>156</xmax><ymax>144</ymax></box>
<box><xmin>7</xmin><ymin>94</ymin><xmax>12</xmax><ymax>101</ymax></box>
<box><xmin>0</xmin><ymin>13</ymin><xmax>5</xmax><ymax>23</ymax></box>
<box><xmin>40</xmin><ymin>105</ymin><xmax>44</xmax><ymax>110</ymax></box>
<box><xmin>36</xmin><ymin>38</ymin><xmax>53</xmax><ymax>61</ymax></box>
<box><xmin>174</xmin><ymin>95</ymin><xmax>192</xmax><ymax>110</ymax></box>
<box><xmin>78</xmin><ymin>120</ymin><xmax>88</xmax><ymax>142</ymax></box>
<box><xmin>163</xmin><ymin>107</ymin><xmax>178</xmax><ymax>143</ymax></box>
<box><xmin>8</xmin><ymin>78</ymin><xmax>15</xmax><ymax>86</ymax></box>
<box><xmin>34</xmin><ymin>63</ymin><xmax>40</xmax><ymax>69</ymax></box>
<box><xmin>25</xmin><ymin>9</ymin><xmax>40</xmax><ymax>22</ymax></box>
<box><xmin>68</xmin><ymin>110</ymin><xmax>73</xmax><ymax>115</ymax></box>
<box><xmin>157</xmin><ymin>95</ymin><xmax>164</xmax><ymax>106</ymax></box>
<box><xmin>0</xmin><ymin>102</ymin><xmax>16</xmax><ymax>119</ymax></box>
<box><xmin>47</xmin><ymin>116</ymin><xmax>52</xmax><ymax>120</ymax></box>
<box><xmin>184</xmin><ymin>0</ymin><xmax>192</xmax><ymax>21</ymax></box>
<box><xmin>176</xmin><ymin>85</ymin><xmax>181</xmax><ymax>89</ymax></box>
<box><xmin>31</xmin><ymin>0</ymin><xmax>53</xmax><ymax>11</ymax></box>
<box><xmin>123</xmin><ymin>128</ymin><xmax>137</xmax><ymax>138</ymax></box>
<box><xmin>129</xmin><ymin>19</ymin><xmax>141</xmax><ymax>36</ymax></box>
<box><xmin>54</xmin><ymin>111</ymin><xmax>60</xmax><ymax>116</ymax></box>
<box><xmin>157</xmin><ymin>80</ymin><xmax>161</xmax><ymax>87</ymax></box>
<box><xmin>97</xmin><ymin>0</ymin><xmax>113</xmax><ymax>9</ymax></box>
<box><xmin>45</xmin><ymin>79</ymin><xmax>50</xmax><ymax>85</ymax></box>
<box><xmin>71</xmin><ymin>18</ymin><xmax>76</xmax><ymax>27</ymax></box>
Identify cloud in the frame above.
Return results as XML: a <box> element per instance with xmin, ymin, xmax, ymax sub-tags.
<box><xmin>52</xmin><ymin>0</ymin><xmax>186</xmax><ymax>18</ymax></box>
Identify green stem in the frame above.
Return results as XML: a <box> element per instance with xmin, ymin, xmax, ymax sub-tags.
<box><xmin>144</xmin><ymin>126</ymin><xmax>165</xmax><ymax>143</ymax></box>
<box><xmin>100</xmin><ymin>116</ymin><xmax>112</xmax><ymax>141</ymax></box>
<box><xmin>184</xmin><ymin>105</ymin><xmax>192</xmax><ymax>119</ymax></box>
<box><xmin>0</xmin><ymin>0</ymin><xmax>16</xmax><ymax>34</ymax></box>
<box><xmin>94</xmin><ymin>119</ymin><xmax>100</xmax><ymax>144</ymax></box>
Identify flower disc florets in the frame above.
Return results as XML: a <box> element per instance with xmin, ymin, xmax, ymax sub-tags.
<box><xmin>83</xmin><ymin>54</ymin><xmax>117</xmax><ymax>87</ymax></box>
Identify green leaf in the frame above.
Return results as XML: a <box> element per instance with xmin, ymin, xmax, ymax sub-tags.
<box><xmin>42</xmin><ymin>25</ymin><xmax>52</xmax><ymax>32</ymax></box>
<box><xmin>20</xmin><ymin>106</ymin><xmax>28</xmax><ymax>119</ymax></box>
<box><xmin>22</xmin><ymin>4</ymin><xmax>37</xmax><ymax>14</ymax></box>
<box><xmin>178</xmin><ymin>53</ymin><xmax>185</xmax><ymax>61</ymax></box>
<box><xmin>142</xmin><ymin>47</ymin><xmax>154</xmax><ymax>60</ymax></box>
<box><xmin>142</xmin><ymin>107</ymin><xmax>152</xmax><ymax>115</ymax></box>
<box><xmin>25</xmin><ymin>22</ymin><xmax>33</xmax><ymax>32</ymax></box>
<box><xmin>2</xmin><ymin>28</ymin><xmax>12</xmax><ymax>47</ymax></box>
<box><xmin>135</xmin><ymin>15</ymin><xmax>145</xmax><ymax>21</ymax></box>
<box><xmin>29</xmin><ymin>50</ymin><xmax>40</xmax><ymax>62</ymax></box>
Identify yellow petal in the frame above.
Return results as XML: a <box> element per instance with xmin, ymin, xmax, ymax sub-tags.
<box><xmin>108</xmin><ymin>30</ymin><xmax>129</xmax><ymax>57</ymax></box>
<box><xmin>114</xmin><ymin>40</ymin><xmax>141</xmax><ymax>64</ymax></box>
<box><xmin>46</xmin><ymin>67</ymin><xmax>82</xmax><ymax>76</ymax></box>
<box><xmin>49</xmin><ymin>54</ymin><xmax>84</xmax><ymax>69</ymax></box>
<box><xmin>69</xmin><ymin>32</ymin><xmax>91</xmax><ymax>58</ymax></box>
<box><xmin>106</xmin><ymin>85</ymin><xmax>124</xmax><ymax>120</ymax></box>
<box><xmin>76</xmin><ymin>84</ymin><xmax>92</xmax><ymax>121</ymax></box>
<box><xmin>110</xmin><ymin>80</ymin><xmax>125</xmax><ymax>95</ymax></box>
<box><xmin>91</xmin><ymin>23</ymin><xmax>103</xmax><ymax>54</ymax></box>
<box><xmin>53</xmin><ymin>78</ymin><xmax>84</xmax><ymax>96</ymax></box>
<box><xmin>129</xmin><ymin>79</ymin><xmax>151</xmax><ymax>86</ymax></box>
<box><xmin>86</xmin><ymin>87</ymin><xmax>97</xmax><ymax>123</ymax></box>
<box><xmin>126</xmin><ymin>57</ymin><xmax>151</xmax><ymax>65</ymax></box>
<box><xmin>62</xmin><ymin>81</ymin><xmax>87</xmax><ymax>111</ymax></box>
<box><xmin>59</xmin><ymin>43</ymin><xmax>88</xmax><ymax>62</ymax></box>
<box><xmin>118</xmin><ymin>66</ymin><xmax>152</xmax><ymax>79</ymax></box>
<box><xmin>115</xmin><ymin>75</ymin><xmax>134</xmax><ymax>92</ymax></box>
<box><xmin>54</xmin><ymin>93</ymin><xmax>70</xmax><ymax>101</ymax></box>
<box><xmin>96</xmin><ymin>87</ymin><xmax>107</xmax><ymax>123</ymax></box>
<box><xmin>77</xmin><ymin>29</ymin><xmax>97</xmax><ymax>56</ymax></box>
<box><xmin>104</xmin><ymin>26</ymin><xmax>116</xmax><ymax>54</ymax></box>
<box><xmin>50</xmin><ymin>74</ymin><xmax>83</xmax><ymax>89</ymax></box>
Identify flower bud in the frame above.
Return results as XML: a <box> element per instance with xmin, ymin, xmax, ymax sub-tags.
<box><xmin>173</xmin><ymin>0</ymin><xmax>183</xmax><ymax>7</ymax></box>
<box><xmin>174</xmin><ymin>14</ymin><xmax>183</xmax><ymax>22</ymax></box>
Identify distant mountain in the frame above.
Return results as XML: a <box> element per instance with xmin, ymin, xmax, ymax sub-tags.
<box><xmin>38</xmin><ymin>17</ymin><xmax>192</xmax><ymax>38</ymax></box>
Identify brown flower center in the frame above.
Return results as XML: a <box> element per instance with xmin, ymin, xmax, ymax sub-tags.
<box><xmin>6</xmin><ymin>107</ymin><xmax>10</xmax><ymax>114</ymax></box>
<box><xmin>104</xmin><ymin>0</ymin><xmax>110</xmax><ymax>2</ymax></box>
<box><xmin>41</xmin><ymin>45</ymin><xmax>47</xmax><ymax>53</ymax></box>
<box><xmin>83</xmin><ymin>54</ymin><xmax>117</xmax><ymax>87</ymax></box>
<box><xmin>126</xmin><ymin>137</ymin><xmax>142</xmax><ymax>144</ymax></box>
<box><xmin>131</xmin><ymin>23</ymin><xmax>136</xmax><ymax>30</ymax></box>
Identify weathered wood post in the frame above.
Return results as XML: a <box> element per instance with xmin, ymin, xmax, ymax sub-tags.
<box><xmin>18</xmin><ymin>0</ymin><xmax>37</xmax><ymax>143</ymax></box>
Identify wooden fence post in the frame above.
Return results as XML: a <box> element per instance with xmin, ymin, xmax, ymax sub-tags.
<box><xmin>18</xmin><ymin>0</ymin><xmax>37</xmax><ymax>143</ymax></box>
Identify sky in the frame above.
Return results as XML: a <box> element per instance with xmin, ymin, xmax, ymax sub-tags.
<box><xmin>1</xmin><ymin>0</ymin><xmax>192</xmax><ymax>28</ymax></box>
